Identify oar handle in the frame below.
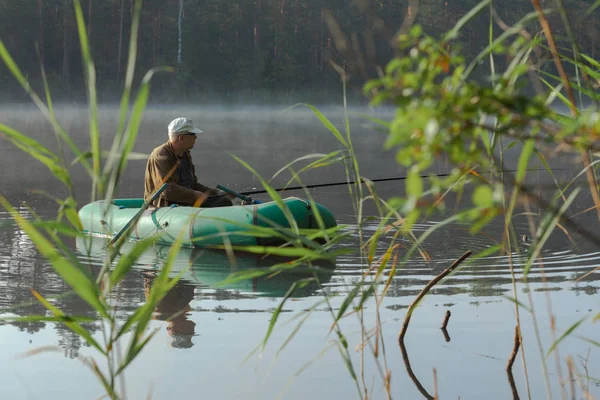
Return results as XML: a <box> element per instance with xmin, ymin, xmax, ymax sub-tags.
<box><xmin>107</xmin><ymin>183</ymin><xmax>168</xmax><ymax>247</ymax></box>
<box><xmin>217</xmin><ymin>184</ymin><xmax>262</xmax><ymax>204</ymax></box>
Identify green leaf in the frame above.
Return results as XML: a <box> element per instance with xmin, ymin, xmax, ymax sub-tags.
<box><xmin>336</xmin><ymin>339</ymin><xmax>358</xmax><ymax>381</ymax></box>
<box><xmin>473</xmin><ymin>185</ymin><xmax>494</xmax><ymax>207</ymax></box>
<box><xmin>111</xmin><ymin>236</ymin><xmax>159</xmax><ymax>286</ymax></box>
<box><xmin>406</xmin><ymin>167</ymin><xmax>423</xmax><ymax>197</ymax></box>
<box><xmin>516</xmin><ymin>140</ymin><xmax>534</xmax><ymax>184</ymax></box>
<box><xmin>547</xmin><ymin>317</ymin><xmax>586</xmax><ymax>356</ymax></box>
<box><xmin>539</xmin><ymin>76</ymin><xmax>571</xmax><ymax>109</ymax></box>
<box><xmin>335</xmin><ymin>284</ymin><xmax>361</xmax><ymax>322</ymax></box>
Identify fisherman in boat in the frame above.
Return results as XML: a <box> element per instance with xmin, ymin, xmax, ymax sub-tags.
<box><xmin>144</xmin><ymin>117</ymin><xmax>233</xmax><ymax>208</ymax></box>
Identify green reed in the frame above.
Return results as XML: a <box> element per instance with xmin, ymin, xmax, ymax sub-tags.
<box><xmin>2</xmin><ymin>0</ymin><xmax>600</xmax><ymax>399</ymax></box>
<box><xmin>0</xmin><ymin>0</ymin><xmax>186</xmax><ymax>398</ymax></box>
<box><xmin>238</xmin><ymin>1</ymin><xmax>600</xmax><ymax>399</ymax></box>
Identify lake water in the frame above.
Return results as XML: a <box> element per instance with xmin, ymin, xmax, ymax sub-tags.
<box><xmin>0</xmin><ymin>105</ymin><xmax>599</xmax><ymax>399</ymax></box>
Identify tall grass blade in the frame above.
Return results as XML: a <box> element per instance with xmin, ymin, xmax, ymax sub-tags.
<box><xmin>229</xmin><ymin>154</ymin><xmax>300</xmax><ymax>233</ymax></box>
<box><xmin>263</xmin><ymin>279</ymin><xmax>310</xmax><ymax>350</ymax></box>
<box><xmin>334</xmin><ymin>284</ymin><xmax>361</xmax><ymax>323</ymax></box>
<box><xmin>106</xmin><ymin>67</ymin><xmax>173</xmax><ymax>200</ymax></box>
<box><xmin>286</xmin><ymin>103</ymin><xmax>348</xmax><ymax>147</ymax></box>
<box><xmin>118</xmin><ymin>230</ymin><xmax>186</xmax><ymax>372</ymax></box>
<box><xmin>0</xmin><ymin>124</ymin><xmax>71</xmax><ymax>186</ymax></box>
<box><xmin>111</xmin><ymin>236</ymin><xmax>160</xmax><ymax>286</ymax></box>
<box><xmin>0</xmin><ymin>40</ymin><xmax>91</xmax><ymax>176</ymax></box>
<box><xmin>443</xmin><ymin>0</ymin><xmax>491</xmax><ymax>41</ymax></box>
<box><xmin>586</xmin><ymin>1</ymin><xmax>600</xmax><ymax>16</ymax></box>
<box><xmin>73</xmin><ymin>0</ymin><xmax>101</xmax><ymax>195</ymax></box>
<box><xmin>270</xmin><ymin>151</ymin><xmax>346</xmax><ymax>184</ymax></box>
<box><xmin>275</xmin><ymin>298</ymin><xmax>328</xmax><ymax>358</ymax></box>
<box><xmin>117</xmin><ymin>0</ymin><xmax>143</xmax><ymax>141</ymax></box>
<box><xmin>29</xmin><ymin>289</ymin><xmax>105</xmax><ymax>354</ymax></box>
<box><xmin>90</xmin><ymin>359</ymin><xmax>117</xmax><ymax>399</ymax></box>
<box><xmin>516</xmin><ymin>140</ymin><xmax>535</xmax><ymax>184</ymax></box>
<box><xmin>523</xmin><ymin>188</ymin><xmax>580</xmax><ymax>276</ymax></box>
<box><xmin>463</xmin><ymin>10</ymin><xmax>543</xmax><ymax>80</ymax></box>
<box><xmin>547</xmin><ymin>317</ymin><xmax>586</xmax><ymax>356</ymax></box>
<box><xmin>502</xmin><ymin>296</ymin><xmax>532</xmax><ymax>312</ymax></box>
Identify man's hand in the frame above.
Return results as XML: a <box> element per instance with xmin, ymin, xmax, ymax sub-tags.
<box><xmin>192</xmin><ymin>191</ymin><xmax>208</xmax><ymax>207</ymax></box>
<box><xmin>214</xmin><ymin>189</ymin><xmax>235</xmax><ymax>199</ymax></box>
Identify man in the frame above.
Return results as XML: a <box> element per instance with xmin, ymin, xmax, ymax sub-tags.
<box><xmin>144</xmin><ymin>117</ymin><xmax>233</xmax><ymax>208</ymax></box>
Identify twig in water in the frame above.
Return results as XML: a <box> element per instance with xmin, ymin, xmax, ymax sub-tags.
<box><xmin>441</xmin><ymin>310</ymin><xmax>451</xmax><ymax>330</ymax></box>
<box><xmin>507</xmin><ymin>369</ymin><xmax>521</xmax><ymax>400</ymax></box>
<box><xmin>433</xmin><ymin>368</ymin><xmax>438</xmax><ymax>400</ymax></box>
<box><xmin>440</xmin><ymin>310</ymin><xmax>452</xmax><ymax>342</ymax></box>
<box><xmin>441</xmin><ymin>328</ymin><xmax>451</xmax><ymax>343</ymax></box>
<box><xmin>399</xmin><ymin>251</ymin><xmax>472</xmax><ymax>342</ymax></box>
<box><xmin>506</xmin><ymin>325</ymin><xmax>522</xmax><ymax>400</ymax></box>
<box><xmin>399</xmin><ymin>340</ymin><xmax>434</xmax><ymax>400</ymax></box>
<box><xmin>506</xmin><ymin>325</ymin><xmax>521</xmax><ymax>371</ymax></box>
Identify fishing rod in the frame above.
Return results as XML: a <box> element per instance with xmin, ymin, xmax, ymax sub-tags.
<box><xmin>238</xmin><ymin>168</ymin><xmax>565</xmax><ymax>196</ymax></box>
<box><xmin>239</xmin><ymin>174</ymin><xmax>455</xmax><ymax>195</ymax></box>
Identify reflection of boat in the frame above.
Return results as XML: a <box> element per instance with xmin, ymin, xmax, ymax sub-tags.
<box><xmin>78</xmin><ymin>197</ymin><xmax>337</xmax><ymax>247</ymax></box>
<box><xmin>76</xmin><ymin>236</ymin><xmax>336</xmax><ymax>298</ymax></box>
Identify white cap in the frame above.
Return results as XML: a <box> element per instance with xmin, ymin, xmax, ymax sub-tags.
<box><xmin>168</xmin><ymin>117</ymin><xmax>203</xmax><ymax>135</ymax></box>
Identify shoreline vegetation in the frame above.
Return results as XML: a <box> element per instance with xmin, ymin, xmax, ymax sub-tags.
<box><xmin>0</xmin><ymin>1</ymin><xmax>597</xmax><ymax>103</ymax></box>
<box><xmin>1</xmin><ymin>0</ymin><xmax>600</xmax><ymax>399</ymax></box>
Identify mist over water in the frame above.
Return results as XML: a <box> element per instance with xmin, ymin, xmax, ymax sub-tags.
<box><xmin>0</xmin><ymin>106</ymin><xmax>599</xmax><ymax>399</ymax></box>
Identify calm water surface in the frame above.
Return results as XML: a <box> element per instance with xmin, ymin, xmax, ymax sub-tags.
<box><xmin>0</xmin><ymin>106</ymin><xmax>599</xmax><ymax>399</ymax></box>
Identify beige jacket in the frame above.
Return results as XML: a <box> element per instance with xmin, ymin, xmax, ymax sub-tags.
<box><xmin>143</xmin><ymin>141</ymin><xmax>214</xmax><ymax>207</ymax></box>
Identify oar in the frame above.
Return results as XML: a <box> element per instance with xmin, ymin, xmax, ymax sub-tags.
<box><xmin>216</xmin><ymin>184</ymin><xmax>262</xmax><ymax>204</ymax></box>
<box><xmin>107</xmin><ymin>183</ymin><xmax>169</xmax><ymax>247</ymax></box>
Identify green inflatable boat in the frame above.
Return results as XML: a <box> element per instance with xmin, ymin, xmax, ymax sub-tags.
<box><xmin>78</xmin><ymin>196</ymin><xmax>337</xmax><ymax>247</ymax></box>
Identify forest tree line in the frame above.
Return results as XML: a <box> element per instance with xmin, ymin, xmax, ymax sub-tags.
<box><xmin>0</xmin><ymin>0</ymin><xmax>598</xmax><ymax>103</ymax></box>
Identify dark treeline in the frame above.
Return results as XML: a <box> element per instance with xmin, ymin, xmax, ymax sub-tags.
<box><xmin>0</xmin><ymin>0</ymin><xmax>597</xmax><ymax>104</ymax></box>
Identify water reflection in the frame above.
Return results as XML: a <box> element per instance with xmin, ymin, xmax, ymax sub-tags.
<box><xmin>143</xmin><ymin>272</ymin><xmax>197</xmax><ymax>349</ymax></box>
<box><xmin>336</xmin><ymin>219</ymin><xmax>600</xmax><ymax>301</ymax></box>
<box><xmin>74</xmin><ymin>236</ymin><xmax>336</xmax><ymax>348</ymax></box>
<box><xmin>0</xmin><ymin>211</ymin><xmax>101</xmax><ymax>358</ymax></box>
<box><xmin>76</xmin><ymin>236</ymin><xmax>336</xmax><ymax>298</ymax></box>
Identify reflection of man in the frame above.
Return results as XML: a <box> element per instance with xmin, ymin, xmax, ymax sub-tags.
<box><xmin>143</xmin><ymin>271</ymin><xmax>196</xmax><ymax>349</ymax></box>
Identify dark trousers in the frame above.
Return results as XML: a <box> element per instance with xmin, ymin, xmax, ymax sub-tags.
<box><xmin>201</xmin><ymin>194</ymin><xmax>233</xmax><ymax>208</ymax></box>
<box><xmin>168</xmin><ymin>195</ymin><xmax>233</xmax><ymax>208</ymax></box>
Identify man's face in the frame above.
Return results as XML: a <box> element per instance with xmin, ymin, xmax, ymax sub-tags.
<box><xmin>179</xmin><ymin>132</ymin><xmax>197</xmax><ymax>151</ymax></box>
